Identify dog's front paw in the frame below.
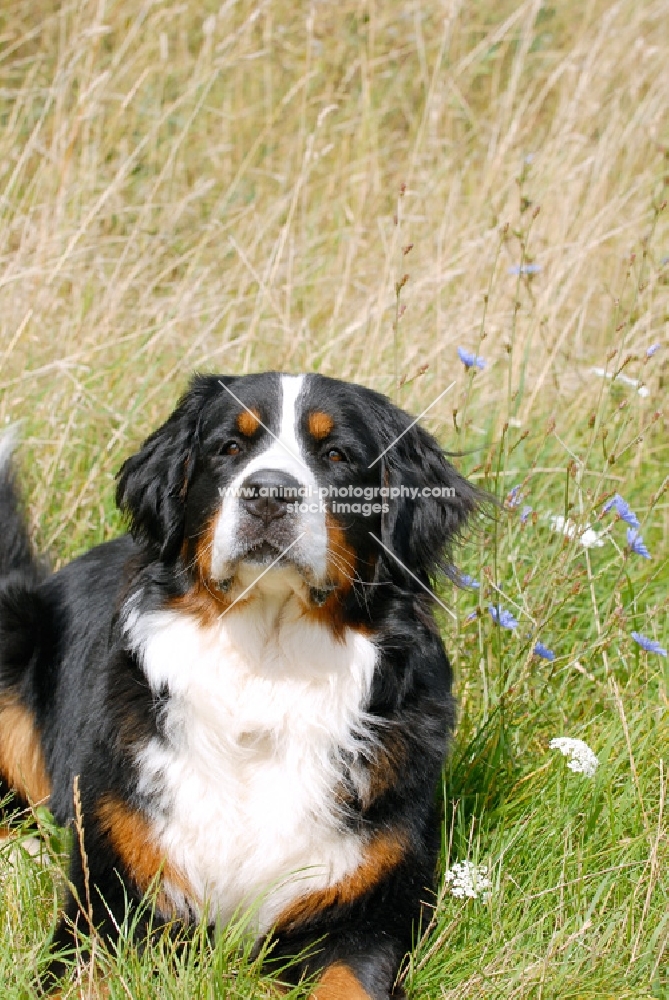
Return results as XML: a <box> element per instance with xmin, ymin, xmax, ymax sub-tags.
<box><xmin>311</xmin><ymin>962</ymin><xmax>383</xmax><ymax>1000</ymax></box>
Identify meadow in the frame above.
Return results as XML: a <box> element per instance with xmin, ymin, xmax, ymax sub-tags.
<box><xmin>0</xmin><ymin>0</ymin><xmax>667</xmax><ymax>996</ymax></box>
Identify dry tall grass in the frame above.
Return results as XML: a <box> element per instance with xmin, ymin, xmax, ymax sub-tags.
<box><xmin>1</xmin><ymin>5</ymin><xmax>668</xmax><ymax>997</ymax></box>
<box><xmin>0</xmin><ymin>0</ymin><xmax>666</xmax><ymax>558</ymax></box>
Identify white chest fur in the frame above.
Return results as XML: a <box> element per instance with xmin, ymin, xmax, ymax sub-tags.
<box><xmin>124</xmin><ymin>598</ymin><xmax>377</xmax><ymax>934</ymax></box>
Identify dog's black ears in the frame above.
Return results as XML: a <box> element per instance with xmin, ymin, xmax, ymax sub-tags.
<box><xmin>377</xmin><ymin>416</ymin><xmax>482</xmax><ymax>587</ymax></box>
<box><xmin>116</xmin><ymin>375</ymin><xmax>222</xmax><ymax>562</ymax></box>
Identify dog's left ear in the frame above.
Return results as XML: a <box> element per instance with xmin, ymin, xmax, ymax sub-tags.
<box><xmin>116</xmin><ymin>375</ymin><xmax>219</xmax><ymax>562</ymax></box>
<box><xmin>379</xmin><ymin>419</ymin><xmax>481</xmax><ymax>585</ymax></box>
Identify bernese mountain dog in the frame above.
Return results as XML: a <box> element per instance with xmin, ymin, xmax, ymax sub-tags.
<box><xmin>0</xmin><ymin>372</ymin><xmax>480</xmax><ymax>998</ymax></box>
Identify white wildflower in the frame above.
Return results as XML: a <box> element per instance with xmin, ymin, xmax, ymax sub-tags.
<box><xmin>549</xmin><ymin>515</ymin><xmax>605</xmax><ymax>549</ymax></box>
<box><xmin>550</xmin><ymin>514</ymin><xmax>577</xmax><ymax>538</ymax></box>
<box><xmin>580</xmin><ymin>526</ymin><xmax>605</xmax><ymax>549</ymax></box>
<box><xmin>444</xmin><ymin>860</ymin><xmax>492</xmax><ymax>900</ymax></box>
<box><xmin>549</xmin><ymin>737</ymin><xmax>599</xmax><ymax>778</ymax></box>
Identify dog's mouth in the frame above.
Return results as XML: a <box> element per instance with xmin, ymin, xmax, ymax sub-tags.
<box><xmin>244</xmin><ymin>539</ymin><xmax>294</xmax><ymax>567</ymax></box>
<box><xmin>211</xmin><ymin>536</ymin><xmax>305</xmax><ymax>586</ymax></box>
<box><xmin>212</xmin><ymin>539</ymin><xmax>334</xmax><ymax>605</ymax></box>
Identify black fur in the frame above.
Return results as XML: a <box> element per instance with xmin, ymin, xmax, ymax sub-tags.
<box><xmin>0</xmin><ymin>374</ymin><xmax>481</xmax><ymax>998</ymax></box>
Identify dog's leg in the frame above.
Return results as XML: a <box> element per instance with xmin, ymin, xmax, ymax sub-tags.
<box><xmin>310</xmin><ymin>960</ymin><xmax>399</xmax><ymax>1000</ymax></box>
<box><xmin>39</xmin><ymin>805</ymin><xmax>164</xmax><ymax>993</ymax></box>
<box><xmin>272</xmin><ymin>898</ymin><xmax>411</xmax><ymax>1000</ymax></box>
<box><xmin>40</xmin><ymin>785</ymin><xmax>190</xmax><ymax>993</ymax></box>
<box><xmin>268</xmin><ymin>823</ymin><xmax>426</xmax><ymax>1000</ymax></box>
<box><xmin>39</xmin><ymin>835</ymin><xmax>127</xmax><ymax>992</ymax></box>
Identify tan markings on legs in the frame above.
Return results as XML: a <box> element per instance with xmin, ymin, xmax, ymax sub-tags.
<box><xmin>96</xmin><ymin>795</ymin><xmax>194</xmax><ymax>913</ymax></box>
<box><xmin>0</xmin><ymin>696</ymin><xmax>51</xmax><ymax>804</ymax></box>
<box><xmin>276</xmin><ymin>830</ymin><xmax>406</xmax><ymax>933</ymax></box>
<box><xmin>308</xmin><ymin>411</ymin><xmax>334</xmax><ymax>441</ymax></box>
<box><xmin>311</xmin><ymin>963</ymin><xmax>373</xmax><ymax>1000</ymax></box>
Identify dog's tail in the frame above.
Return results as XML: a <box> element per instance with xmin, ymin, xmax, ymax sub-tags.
<box><xmin>0</xmin><ymin>426</ymin><xmax>41</xmax><ymax>585</ymax></box>
<box><xmin>0</xmin><ymin>428</ymin><xmax>50</xmax><ymax>809</ymax></box>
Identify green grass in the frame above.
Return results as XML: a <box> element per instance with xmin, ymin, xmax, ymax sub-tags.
<box><xmin>0</xmin><ymin>0</ymin><xmax>667</xmax><ymax>996</ymax></box>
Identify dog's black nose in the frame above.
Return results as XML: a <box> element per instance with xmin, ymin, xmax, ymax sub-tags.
<box><xmin>240</xmin><ymin>470</ymin><xmax>302</xmax><ymax>525</ymax></box>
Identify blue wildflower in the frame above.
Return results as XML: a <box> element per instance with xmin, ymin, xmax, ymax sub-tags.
<box><xmin>506</xmin><ymin>485</ymin><xmax>523</xmax><ymax>509</ymax></box>
<box><xmin>631</xmin><ymin>631</ymin><xmax>667</xmax><ymax>656</ymax></box>
<box><xmin>520</xmin><ymin>505</ymin><xmax>533</xmax><ymax>524</ymax></box>
<box><xmin>465</xmin><ymin>611</ymin><xmax>478</xmax><ymax>623</ymax></box>
<box><xmin>489</xmin><ymin>604</ymin><xmax>518</xmax><ymax>629</ymax></box>
<box><xmin>508</xmin><ymin>263</ymin><xmax>542</xmax><ymax>276</ymax></box>
<box><xmin>627</xmin><ymin>528</ymin><xmax>651</xmax><ymax>559</ymax></box>
<box><xmin>459</xmin><ymin>574</ymin><xmax>480</xmax><ymax>589</ymax></box>
<box><xmin>534</xmin><ymin>641</ymin><xmax>555</xmax><ymax>661</ymax></box>
<box><xmin>457</xmin><ymin>347</ymin><xmax>485</xmax><ymax>370</ymax></box>
<box><xmin>602</xmin><ymin>493</ymin><xmax>640</xmax><ymax>528</ymax></box>
<box><xmin>646</xmin><ymin>343</ymin><xmax>661</xmax><ymax>358</ymax></box>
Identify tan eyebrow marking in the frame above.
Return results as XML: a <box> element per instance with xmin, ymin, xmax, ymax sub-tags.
<box><xmin>308</xmin><ymin>411</ymin><xmax>334</xmax><ymax>440</ymax></box>
<box><xmin>236</xmin><ymin>408</ymin><xmax>261</xmax><ymax>436</ymax></box>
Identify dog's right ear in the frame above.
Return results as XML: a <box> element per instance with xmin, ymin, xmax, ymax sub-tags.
<box><xmin>116</xmin><ymin>375</ymin><xmax>222</xmax><ymax>562</ymax></box>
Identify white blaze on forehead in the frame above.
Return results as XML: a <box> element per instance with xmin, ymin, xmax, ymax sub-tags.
<box><xmin>210</xmin><ymin>374</ymin><xmax>329</xmax><ymax>585</ymax></box>
<box><xmin>243</xmin><ymin>374</ymin><xmax>308</xmax><ymax>480</ymax></box>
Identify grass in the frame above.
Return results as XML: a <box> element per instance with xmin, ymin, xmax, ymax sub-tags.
<box><xmin>0</xmin><ymin>0</ymin><xmax>667</xmax><ymax>996</ymax></box>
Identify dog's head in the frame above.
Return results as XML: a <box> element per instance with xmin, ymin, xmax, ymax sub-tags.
<box><xmin>116</xmin><ymin>373</ymin><xmax>480</xmax><ymax>616</ymax></box>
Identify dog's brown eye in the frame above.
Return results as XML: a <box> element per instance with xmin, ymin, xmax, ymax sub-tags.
<box><xmin>222</xmin><ymin>440</ymin><xmax>242</xmax><ymax>456</ymax></box>
<box><xmin>326</xmin><ymin>448</ymin><xmax>345</xmax><ymax>462</ymax></box>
